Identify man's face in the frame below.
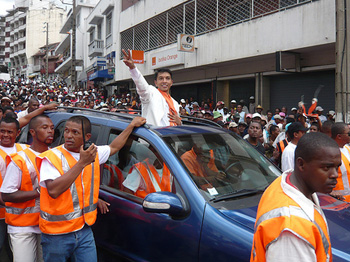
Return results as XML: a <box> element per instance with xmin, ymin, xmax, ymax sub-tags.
<box><xmin>248</xmin><ymin>122</ymin><xmax>261</xmax><ymax>138</ymax></box>
<box><xmin>299</xmin><ymin>147</ymin><xmax>341</xmax><ymax>194</ymax></box>
<box><xmin>294</xmin><ymin>130</ymin><xmax>306</xmax><ymax>142</ymax></box>
<box><xmin>236</xmin><ymin>105</ymin><xmax>242</xmax><ymax>112</ymax></box>
<box><xmin>0</xmin><ymin>122</ymin><xmax>19</xmax><ymax>147</ymax></box>
<box><xmin>154</xmin><ymin>72</ymin><xmax>173</xmax><ymax>93</ymax></box>
<box><xmin>238</xmin><ymin>125</ymin><xmax>246</xmax><ymax>133</ymax></box>
<box><xmin>64</xmin><ymin>121</ymin><xmax>88</xmax><ymax>153</ymax></box>
<box><xmin>338</xmin><ymin>126</ymin><xmax>350</xmax><ymax>147</ymax></box>
<box><xmin>32</xmin><ymin>117</ymin><xmax>54</xmax><ymax>146</ymax></box>
<box><xmin>28</xmin><ymin>100</ymin><xmax>40</xmax><ymax>113</ymax></box>
<box><xmin>1</xmin><ymin>100</ymin><xmax>10</xmax><ymax>107</ymax></box>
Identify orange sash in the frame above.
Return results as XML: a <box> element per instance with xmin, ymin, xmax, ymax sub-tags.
<box><xmin>158</xmin><ymin>89</ymin><xmax>178</xmax><ymax>126</ymax></box>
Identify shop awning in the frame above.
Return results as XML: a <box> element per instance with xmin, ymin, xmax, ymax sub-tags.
<box><xmin>89</xmin><ymin>69</ymin><xmax>114</xmax><ymax>81</ymax></box>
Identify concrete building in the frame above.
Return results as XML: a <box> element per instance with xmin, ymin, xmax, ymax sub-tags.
<box><xmin>5</xmin><ymin>0</ymin><xmax>66</xmax><ymax>79</ymax></box>
<box><xmin>0</xmin><ymin>16</ymin><xmax>6</xmax><ymax>70</ymax></box>
<box><xmin>80</xmin><ymin>0</ymin><xmax>336</xmax><ymax>114</ymax></box>
<box><xmin>55</xmin><ymin>0</ymin><xmax>99</xmax><ymax>86</ymax></box>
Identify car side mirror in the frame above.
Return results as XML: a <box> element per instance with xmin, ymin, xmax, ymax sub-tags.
<box><xmin>143</xmin><ymin>192</ymin><xmax>187</xmax><ymax>218</ymax></box>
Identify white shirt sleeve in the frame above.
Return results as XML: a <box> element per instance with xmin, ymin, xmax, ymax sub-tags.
<box><xmin>98</xmin><ymin>145</ymin><xmax>111</xmax><ymax>165</ymax></box>
<box><xmin>130</xmin><ymin>67</ymin><xmax>152</xmax><ymax>103</ymax></box>
<box><xmin>0</xmin><ymin>162</ymin><xmax>22</xmax><ymax>193</ymax></box>
<box><xmin>122</xmin><ymin>168</ymin><xmax>143</xmax><ymax>192</ymax></box>
<box><xmin>266</xmin><ymin>230</ymin><xmax>316</xmax><ymax>262</ymax></box>
<box><xmin>39</xmin><ymin>158</ymin><xmax>61</xmax><ymax>188</ymax></box>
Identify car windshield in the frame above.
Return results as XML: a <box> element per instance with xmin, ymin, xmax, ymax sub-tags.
<box><xmin>163</xmin><ymin>132</ymin><xmax>280</xmax><ymax>200</ymax></box>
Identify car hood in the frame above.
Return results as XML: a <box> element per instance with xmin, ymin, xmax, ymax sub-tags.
<box><xmin>219</xmin><ymin>194</ymin><xmax>350</xmax><ymax>261</ymax></box>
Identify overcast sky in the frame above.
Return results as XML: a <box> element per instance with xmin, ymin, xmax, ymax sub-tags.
<box><xmin>0</xmin><ymin>0</ymin><xmax>15</xmax><ymax>16</ymax></box>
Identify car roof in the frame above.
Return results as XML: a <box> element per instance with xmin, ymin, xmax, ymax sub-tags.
<box><xmin>48</xmin><ymin>107</ymin><xmax>224</xmax><ymax>135</ymax></box>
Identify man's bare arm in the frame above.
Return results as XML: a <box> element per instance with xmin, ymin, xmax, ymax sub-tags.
<box><xmin>19</xmin><ymin>103</ymin><xmax>58</xmax><ymax>128</ymax></box>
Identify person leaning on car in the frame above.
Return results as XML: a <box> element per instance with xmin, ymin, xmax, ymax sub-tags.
<box><xmin>251</xmin><ymin>132</ymin><xmax>340</xmax><ymax>262</ymax></box>
<box><xmin>36</xmin><ymin>115</ymin><xmax>146</xmax><ymax>262</ymax></box>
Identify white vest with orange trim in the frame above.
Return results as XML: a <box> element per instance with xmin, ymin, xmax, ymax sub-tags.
<box><xmin>251</xmin><ymin>174</ymin><xmax>332</xmax><ymax>262</ymax></box>
<box><xmin>5</xmin><ymin>148</ymin><xmax>40</xmax><ymax>226</ymax></box>
<box><xmin>36</xmin><ymin>145</ymin><xmax>100</xmax><ymax>235</ymax></box>
<box><xmin>129</xmin><ymin>158</ymin><xmax>172</xmax><ymax>198</ymax></box>
<box><xmin>333</xmin><ymin>146</ymin><xmax>350</xmax><ymax>202</ymax></box>
<box><xmin>0</xmin><ymin>143</ymin><xmax>29</xmax><ymax>220</ymax></box>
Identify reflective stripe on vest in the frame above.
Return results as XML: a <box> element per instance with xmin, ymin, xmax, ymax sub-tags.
<box><xmin>277</xmin><ymin>139</ymin><xmax>288</xmax><ymax>153</ymax></box>
<box><xmin>5</xmin><ymin>149</ymin><xmax>40</xmax><ymax>226</ymax></box>
<box><xmin>132</xmin><ymin>159</ymin><xmax>171</xmax><ymax>198</ymax></box>
<box><xmin>251</xmin><ymin>176</ymin><xmax>331</xmax><ymax>262</ymax></box>
<box><xmin>333</xmin><ymin>147</ymin><xmax>350</xmax><ymax>201</ymax></box>
<box><xmin>0</xmin><ymin>144</ymin><xmax>29</xmax><ymax>220</ymax></box>
<box><xmin>37</xmin><ymin>145</ymin><xmax>99</xmax><ymax>234</ymax></box>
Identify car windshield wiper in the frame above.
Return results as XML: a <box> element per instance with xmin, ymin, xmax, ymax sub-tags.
<box><xmin>211</xmin><ymin>188</ymin><xmax>264</xmax><ymax>203</ymax></box>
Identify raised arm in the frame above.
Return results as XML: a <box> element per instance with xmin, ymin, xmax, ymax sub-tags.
<box><xmin>122</xmin><ymin>49</ymin><xmax>136</xmax><ymax>70</ymax></box>
<box><xmin>19</xmin><ymin>103</ymin><xmax>58</xmax><ymax>128</ymax></box>
<box><xmin>109</xmin><ymin>117</ymin><xmax>146</xmax><ymax>156</ymax></box>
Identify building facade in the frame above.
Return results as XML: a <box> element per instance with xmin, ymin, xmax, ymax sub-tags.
<box><xmin>4</xmin><ymin>0</ymin><xmax>66</xmax><ymax>79</ymax></box>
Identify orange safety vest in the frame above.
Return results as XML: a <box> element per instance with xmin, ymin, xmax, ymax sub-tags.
<box><xmin>333</xmin><ymin>146</ymin><xmax>350</xmax><ymax>202</ymax></box>
<box><xmin>0</xmin><ymin>143</ymin><xmax>29</xmax><ymax>220</ymax></box>
<box><xmin>5</xmin><ymin>148</ymin><xmax>40</xmax><ymax>226</ymax></box>
<box><xmin>129</xmin><ymin>158</ymin><xmax>171</xmax><ymax>198</ymax></box>
<box><xmin>104</xmin><ymin>163</ymin><xmax>124</xmax><ymax>189</ymax></box>
<box><xmin>36</xmin><ymin>145</ymin><xmax>100</xmax><ymax>235</ymax></box>
<box><xmin>251</xmin><ymin>176</ymin><xmax>332</xmax><ymax>262</ymax></box>
<box><xmin>276</xmin><ymin>139</ymin><xmax>288</xmax><ymax>153</ymax></box>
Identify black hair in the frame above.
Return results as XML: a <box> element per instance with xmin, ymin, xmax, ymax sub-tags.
<box><xmin>67</xmin><ymin>115</ymin><xmax>91</xmax><ymax>134</ymax></box>
<box><xmin>2</xmin><ymin>106</ymin><xmax>14</xmax><ymax>113</ymax></box>
<box><xmin>28</xmin><ymin>97</ymin><xmax>39</xmax><ymax>105</ymax></box>
<box><xmin>310</xmin><ymin>122</ymin><xmax>320</xmax><ymax>131</ymax></box>
<box><xmin>249</xmin><ymin>121</ymin><xmax>262</xmax><ymax>130</ymax></box>
<box><xmin>295</xmin><ymin>132</ymin><xmax>339</xmax><ymax>163</ymax></box>
<box><xmin>154</xmin><ymin>68</ymin><xmax>173</xmax><ymax>80</ymax></box>
<box><xmin>331</xmin><ymin>122</ymin><xmax>347</xmax><ymax>139</ymax></box>
<box><xmin>269</xmin><ymin>125</ymin><xmax>279</xmax><ymax>135</ymax></box>
<box><xmin>28</xmin><ymin>115</ymin><xmax>51</xmax><ymax>130</ymax></box>
<box><xmin>286</xmin><ymin>117</ymin><xmax>296</xmax><ymax>125</ymax></box>
<box><xmin>0</xmin><ymin>114</ymin><xmax>20</xmax><ymax>130</ymax></box>
<box><xmin>322</xmin><ymin>120</ymin><xmax>334</xmax><ymax>135</ymax></box>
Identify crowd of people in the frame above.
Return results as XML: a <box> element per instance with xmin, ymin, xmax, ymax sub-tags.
<box><xmin>0</xmin><ymin>52</ymin><xmax>346</xmax><ymax>262</ymax></box>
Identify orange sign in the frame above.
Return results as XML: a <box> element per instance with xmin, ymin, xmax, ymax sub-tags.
<box><xmin>152</xmin><ymin>57</ymin><xmax>156</xmax><ymax>66</ymax></box>
<box><xmin>131</xmin><ymin>50</ymin><xmax>144</xmax><ymax>64</ymax></box>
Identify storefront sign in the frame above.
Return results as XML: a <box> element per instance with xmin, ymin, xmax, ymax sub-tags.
<box><xmin>177</xmin><ymin>34</ymin><xmax>195</xmax><ymax>52</ymax></box>
<box><xmin>131</xmin><ymin>50</ymin><xmax>144</xmax><ymax>64</ymax></box>
<box><xmin>150</xmin><ymin>48</ymin><xmax>184</xmax><ymax>69</ymax></box>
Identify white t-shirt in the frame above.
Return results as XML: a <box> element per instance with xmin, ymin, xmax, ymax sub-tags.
<box><xmin>123</xmin><ymin>165</ymin><xmax>163</xmax><ymax>193</ymax></box>
<box><xmin>39</xmin><ymin>145</ymin><xmax>111</xmax><ymax>188</ymax></box>
<box><xmin>0</xmin><ymin>144</ymin><xmax>28</xmax><ymax>180</ymax></box>
<box><xmin>281</xmin><ymin>142</ymin><xmax>297</xmax><ymax>172</ymax></box>
<box><xmin>0</xmin><ymin>148</ymin><xmax>41</xmax><ymax>234</ymax></box>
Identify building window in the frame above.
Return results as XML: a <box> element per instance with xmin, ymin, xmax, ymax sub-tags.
<box><xmin>97</xmin><ymin>23</ymin><xmax>102</xmax><ymax>39</ymax></box>
<box><xmin>90</xmin><ymin>29</ymin><xmax>94</xmax><ymax>43</ymax></box>
<box><xmin>106</xmin><ymin>13</ymin><xmax>112</xmax><ymax>36</ymax></box>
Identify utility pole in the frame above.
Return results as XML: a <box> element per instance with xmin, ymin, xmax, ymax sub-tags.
<box><xmin>335</xmin><ymin>0</ymin><xmax>350</xmax><ymax>122</ymax></box>
<box><xmin>70</xmin><ymin>0</ymin><xmax>76</xmax><ymax>89</ymax></box>
<box><xmin>45</xmin><ymin>22</ymin><xmax>49</xmax><ymax>80</ymax></box>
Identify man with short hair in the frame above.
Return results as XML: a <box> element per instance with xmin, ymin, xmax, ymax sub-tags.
<box><xmin>0</xmin><ymin>116</ymin><xmax>29</xmax><ymax>259</ymax></box>
<box><xmin>17</xmin><ymin>97</ymin><xmax>40</xmax><ymax>119</ymax></box>
<box><xmin>0</xmin><ymin>115</ymin><xmax>54</xmax><ymax>262</ymax></box>
<box><xmin>245</xmin><ymin>121</ymin><xmax>265</xmax><ymax>155</ymax></box>
<box><xmin>316</xmin><ymin>106</ymin><xmax>327</xmax><ymax>123</ymax></box>
<box><xmin>251</xmin><ymin>132</ymin><xmax>339</xmax><ymax>261</ymax></box>
<box><xmin>37</xmin><ymin>115</ymin><xmax>146</xmax><ymax>261</ymax></box>
<box><xmin>281</xmin><ymin>122</ymin><xmax>308</xmax><ymax>172</ymax></box>
<box><xmin>122</xmin><ymin>49</ymin><xmax>181</xmax><ymax>126</ymax></box>
<box><xmin>330</xmin><ymin>122</ymin><xmax>350</xmax><ymax>201</ymax></box>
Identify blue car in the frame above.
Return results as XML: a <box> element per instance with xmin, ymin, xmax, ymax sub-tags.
<box><xmin>31</xmin><ymin>108</ymin><xmax>350</xmax><ymax>261</ymax></box>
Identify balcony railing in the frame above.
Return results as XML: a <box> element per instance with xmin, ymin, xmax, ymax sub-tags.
<box><xmin>88</xmin><ymin>39</ymin><xmax>104</xmax><ymax>57</ymax></box>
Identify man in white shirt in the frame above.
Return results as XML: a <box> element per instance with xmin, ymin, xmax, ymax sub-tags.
<box><xmin>37</xmin><ymin>115</ymin><xmax>146</xmax><ymax>262</ymax></box>
<box><xmin>17</xmin><ymin>98</ymin><xmax>40</xmax><ymax>119</ymax></box>
<box><xmin>122</xmin><ymin>49</ymin><xmax>181</xmax><ymax>127</ymax></box>
<box><xmin>330</xmin><ymin>122</ymin><xmax>350</xmax><ymax>201</ymax></box>
<box><xmin>281</xmin><ymin>122</ymin><xmax>308</xmax><ymax>172</ymax></box>
<box><xmin>0</xmin><ymin>115</ymin><xmax>54</xmax><ymax>262</ymax></box>
<box><xmin>251</xmin><ymin>132</ymin><xmax>340</xmax><ymax>262</ymax></box>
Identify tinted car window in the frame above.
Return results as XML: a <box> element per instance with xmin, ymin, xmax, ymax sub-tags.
<box><xmin>101</xmin><ymin>130</ymin><xmax>174</xmax><ymax>198</ymax></box>
<box><xmin>164</xmin><ymin>132</ymin><xmax>280</xmax><ymax>199</ymax></box>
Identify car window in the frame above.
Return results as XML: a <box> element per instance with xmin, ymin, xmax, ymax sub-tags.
<box><xmin>163</xmin><ymin>132</ymin><xmax>280</xmax><ymax>199</ymax></box>
<box><xmin>101</xmin><ymin>130</ymin><xmax>175</xmax><ymax>198</ymax></box>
